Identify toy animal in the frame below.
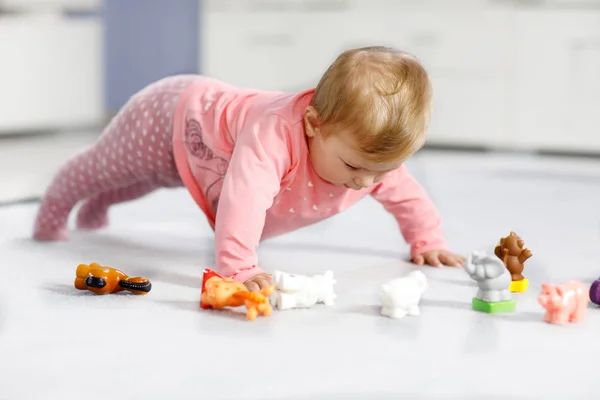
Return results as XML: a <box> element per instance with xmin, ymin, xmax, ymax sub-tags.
<box><xmin>464</xmin><ymin>250</ymin><xmax>512</xmax><ymax>302</ymax></box>
<box><xmin>74</xmin><ymin>263</ymin><xmax>151</xmax><ymax>295</ymax></box>
<box><xmin>200</xmin><ymin>269</ymin><xmax>274</xmax><ymax>321</ymax></box>
<box><xmin>538</xmin><ymin>281</ymin><xmax>589</xmax><ymax>325</ymax></box>
<box><xmin>590</xmin><ymin>279</ymin><xmax>600</xmax><ymax>306</ymax></box>
<box><xmin>380</xmin><ymin>270</ymin><xmax>428</xmax><ymax>319</ymax></box>
<box><xmin>494</xmin><ymin>231</ymin><xmax>532</xmax><ymax>281</ymax></box>
<box><xmin>272</xmin><ymin>270</ymin><xmax>336</xmax><ymax>310</ymax></box>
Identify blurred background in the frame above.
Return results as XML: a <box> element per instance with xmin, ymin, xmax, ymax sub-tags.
<box><xmin>1</xmin><ymin>0</ymin><xmax>600</xmax><ymax>204</ymax></box>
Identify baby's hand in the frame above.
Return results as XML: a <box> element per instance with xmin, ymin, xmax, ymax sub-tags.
<box><xmin>412</xmin><ymin>250</ymin><xmax>465</xmax><ymax>268</ymax></box>
<box><xmin>244</xmin><ymin>273</ymin><xmax>273</xmax><ymax>292</ymax></box>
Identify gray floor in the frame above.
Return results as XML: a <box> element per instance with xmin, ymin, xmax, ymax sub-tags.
<box><xmin>1</xmin><ymin>150</ymin><xmax>599</xmax><ymax>399</ymax></box>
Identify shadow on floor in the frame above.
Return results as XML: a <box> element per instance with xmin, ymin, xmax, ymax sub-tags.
<box><xmin>341</xmin><ymin>299</ymin><xmax>471</xmax><ymax>315</ymax></box>
<box><xmin>263</xmin><ymin>241</ymin><xmax>406</xmax><ymax>259</ymax></box>
<box><xmin>42</xmin><ymin>283</ymin><xmax>98</xmax><ymax>297</ymax></box>
<box><xmin>13</xmin><ymin>232</ymin><xmax>412</xmax><ymax>292</ymax></box>
<box><xmin>42</xmin><ymin>283</ymin><xmax>152</xmax><ymax>297</ymax></box>
<box><xmin>495</xmin><ymin>310</ymin><xmax>541</xmax><ymax>323</ymax></box>
<box><xmin>155</xmin><ymin>299</ymin><xmax>250</xmax><ymax>321</ymax></box>
<box><xmin>14</xmin><ymin>231</ymin><xmax>407</xmax><ymax>261</ymax></box>
<box><xmin>13</xmin><ymin>231</ymin><xmax>408</xmax><ymax>261</ymax></box>
<box><xmin>420</xmin><ymin>298</ymin><xmax>470</xmax><ymax>310</ymax></box>
<box><xmin>426</xmin><ymin>276</ymin><xmax>475</xmax><ymax>288</ymax></box>
<box><xmin>341</xmin><ymin>304</ymin><xmax>381</xmax><ymax>316</ymax></box>
<box><xmin>10</xmin><ymin>235</ymin><xmax>206</xmax><ymax>289</ymax></box>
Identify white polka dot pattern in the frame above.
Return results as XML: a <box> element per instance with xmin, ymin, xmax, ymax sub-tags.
<box><xmin>33</xmin><ymin>75</ymin><xmax>201</xmax><ymax>241</ymax></box>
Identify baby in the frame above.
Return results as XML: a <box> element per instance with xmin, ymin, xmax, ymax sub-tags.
<box><xmin>33</xmin><ymin>46</ymin><xmax>464</xmax><ymax>291</ymax></box>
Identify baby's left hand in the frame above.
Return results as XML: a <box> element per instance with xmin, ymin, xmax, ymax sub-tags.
<box><xmin>412</xmin><ymin>250</ymin><xmax>465</xmax><ymax>268</ymax></box>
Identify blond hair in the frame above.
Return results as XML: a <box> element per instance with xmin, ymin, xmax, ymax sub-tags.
<box><xmin>311</xmin><ymin>46</ymin><xmax>432</xmax><ymax>163</ymax></box>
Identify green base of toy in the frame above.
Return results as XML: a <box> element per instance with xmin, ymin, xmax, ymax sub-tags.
<box><xmin>472</xmin><ymin>298</ymin><xmax>516</xmax><ymax>313</ymax></box>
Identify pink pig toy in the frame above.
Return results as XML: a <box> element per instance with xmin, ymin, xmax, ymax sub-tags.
<box><xmin>537</xmin><ymin>281</ymin><xmax>589</xmax><ymax>325</ymax></box>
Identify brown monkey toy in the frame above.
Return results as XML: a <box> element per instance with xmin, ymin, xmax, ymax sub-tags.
<box><xmin>494</xmin><ymin>232</ymin><xmax>532</xmax><ymax>292</ymax></box>
<box><xmin>75</xmin><ymin>263</ymin><xmax>152</xmax><ymax>295</ymax></box>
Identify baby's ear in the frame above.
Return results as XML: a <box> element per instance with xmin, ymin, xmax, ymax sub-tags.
<box><xmin>303</xmin><ymin>106</ymin><xmax>321</xmax><ymax>137</ymax></box>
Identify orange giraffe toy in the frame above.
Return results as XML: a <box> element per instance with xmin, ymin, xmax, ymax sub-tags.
<box><xmin>200</xmin><ymin>269</ymin><xmax>274</xmax><ymax>321</ymax></box>
<box><xmin>74</xmin><ymin>263</ymin><xmax>152</xmax><ymax>295</ymax></box>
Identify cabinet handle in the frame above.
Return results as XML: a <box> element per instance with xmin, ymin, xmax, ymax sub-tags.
<box><xmin>409</xmin><ymin>32</ymin><xmax>439</xmax><ymax>46</ymax></box>
<box><xmin>247</xmin><ymin>33</ymin><xmax>293</xmax><ymax>46</ymax></box>
<box><xmin>488</xmin><ymin>0</ymin><xmax>543</xmax><ymax>6</ymax></box>
<box><xmin>248</xmin><ymin>0</ymin><xmax>349</xmax><ymax>12</ymax></box>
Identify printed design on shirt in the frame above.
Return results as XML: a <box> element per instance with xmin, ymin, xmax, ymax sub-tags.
<box><xmin>186</xmin><ymin>117</ymin><xmax>213</xmax><ymax>160</ymax></box>
<box><xmin>184</xmin><ymin>116</ymin><xmax>229</xmax><ymax>216</ymax></box>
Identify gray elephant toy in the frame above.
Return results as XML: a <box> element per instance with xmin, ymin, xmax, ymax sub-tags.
<box><xmin>464</xmin><ymin>250</ymin><xmax>512</xmax><ymax>302</ymax></box>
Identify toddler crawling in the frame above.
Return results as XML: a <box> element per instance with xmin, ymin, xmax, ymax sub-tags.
<box><xmin>33</xmin><ymin>46</ymin><xmax>464</xmax><ymax>291</ymax></box>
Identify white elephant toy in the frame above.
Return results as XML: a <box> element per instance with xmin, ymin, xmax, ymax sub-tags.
<box><xmin>272</xmin><ymin>270</ymin><xmax>337</xmax><ymax>310</ymax></box>
<box><xmin>464</xmin><ymin>250</ymin><xmax>512</xmax><ymax>302</ymax></box>
<box><xmin>380</xmin><ymin>270</ymin><xmax>428</xmax><ymax>319</ymax></box>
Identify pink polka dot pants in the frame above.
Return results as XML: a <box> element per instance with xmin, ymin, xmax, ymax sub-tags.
<box><xmin>33</xmin><ymin>75</ymin><xmax>200</xmax><ymax>241</ymax></box>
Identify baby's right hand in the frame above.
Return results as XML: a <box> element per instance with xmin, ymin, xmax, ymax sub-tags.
<box><xmin>244</xmin><ymin>273</ymin><xmax>272</xmax><ymax>292</ymax></box>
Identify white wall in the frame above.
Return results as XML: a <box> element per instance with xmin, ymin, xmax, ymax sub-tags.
<box><xmin>199</xmin><ymin>0</ymin><xmax>600</xmax><ymax>152</ymax></box>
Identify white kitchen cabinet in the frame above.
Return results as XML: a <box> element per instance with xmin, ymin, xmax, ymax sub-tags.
<box><xmin>398</xmin><ymin>8</ymin><xmax>514</xmax><ymax>147</ymax></box>
<box><xmin>200</xmin><ymin>0</ymin><xmax>600</xmax><ymax>152</ymax></box>
<box><xmin>201</xmin><ymin>11</ymin><xmax>304</xmax><ymax>91</ymax></box>
<box><xmin>0</xmin><ymin>0</ymin><xmax>100</xmax><ymax>11</ymax></box>
<box><xmin>200</xmin><ymin>0</ymin><xmax>516</xmax><ymax>147</ymax></box>
<box><xmin>510</xmin><ymin>10</ymin><xmax>600</xmax><ymax>152</ymax></box>
<box><xmin>200</xmin><ymin>0</ymin><xmax>425</xmax><ymax>90</ymax></box>
<box><xmin>0</xmin><ymin>14</ymin><xmax>103</xmax><ymax>134</ymax></box>
<box><xmin>201</xmin><ymin>2</ymin><xmax>356</xmax><ymax>91</ymax></box>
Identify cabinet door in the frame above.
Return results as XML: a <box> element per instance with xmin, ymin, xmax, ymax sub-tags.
<box><xmin>358</xmin><ymin>5</ymin><xmax>515</xmax><ymax>147</ymax></box>
<box><xmin>200</xmin><ymin>1</ymin><xmax>515</xmax><ymax>147</ymax></box>
<box><xmin>401</xmin><ymin>8</ymin><xmax>514</xmax><ymax>147</ymax></box>
<box><xmin>568</xmin><ymin>38</ymin><xmax>600</xmax><ymax>151</ymax></box>
<box><xmin>0</xmin><ymin>16</ymin><xmax>103</xmax><ymax>133</ymax></box>
<box><xmin>0</xmin><ymin>0</ymin><xmax>99</xmax><ymax>10</ymax></box>
<box><xmin>510</xmin><ymin>10</ymin><xmax>600</xmax><ymax>151</ymax></box>
<box><xmin>201</xmin><ymin>0</ymin><xmax>353</xmax><ymax>91</ymax></box>
<box><xmin>201</xmin><ymin>11</ymin><xmax>298</xmax><ymax>90</ymax></box>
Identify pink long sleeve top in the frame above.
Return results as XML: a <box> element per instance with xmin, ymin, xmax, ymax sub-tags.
<box><xmin>172</xmin><ymin>76</ymin><xmax>448</xmax><ymax>283</ymax></box>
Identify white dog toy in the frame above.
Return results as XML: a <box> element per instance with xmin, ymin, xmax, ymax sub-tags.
<box><xmin>272</xmin><ymin>270</ymin><xmax>337</xmax><ymax>310</ymax></box>
<box><xmin>380</xmin><ymin>270</ymin><xmax>428</xmax><ymax>319</ymax></box>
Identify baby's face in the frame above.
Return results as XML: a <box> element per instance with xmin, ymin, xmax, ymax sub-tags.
<box><xmin>307</xmin><ymin>125</ymin><xmax>401</xmax><ymax>190</ymax></box>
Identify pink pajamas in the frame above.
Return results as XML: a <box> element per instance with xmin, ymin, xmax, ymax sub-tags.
<box><xmin>33</xmin><ymin>76</ymin><xmax>197</xmax><ymax>240</ymax></box>
<box><xmin>34</xmin><ymin>74</ymin><xmax>449</xmax><ymax>284</ymax></box>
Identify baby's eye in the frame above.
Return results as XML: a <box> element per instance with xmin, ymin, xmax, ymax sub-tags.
<box><xmin>344</xmin><ymin>162</ymin><xmax>359</xmax><ymax>171</ymax></box>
